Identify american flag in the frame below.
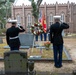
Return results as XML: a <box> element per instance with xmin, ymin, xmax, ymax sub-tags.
<box><xmin>38</xmin><ymin>11</ymin><xmax>42</xmax><ymax>23</ymax></box>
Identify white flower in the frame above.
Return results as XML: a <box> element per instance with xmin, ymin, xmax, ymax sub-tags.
<box><xmin>38</xmin><ymin>24</ymin><xmax>40</xmax><ymax>26</ymax></box>
<box><xmin>41</xmin><ymin>30</ymin><xmax>43</xmax><ymax>32</ymax></box>
<box><xmin>34</xmin><ymin>31</ymin><xmax>36</xmax><ymax>34</ymax></box>
<box><xmin>30</xmin><ymin>28</ymin><xmax>32</xmax><ymax>30</ymax></box>
<box><xmin>39</xmin><ymin>30</ymin><xmax>41</xmax><ymax>32</ymax></box>
<box><xmin>31</xmin><ymin>25</ymin><xmax>34</xmax><ymax>27</ymax></box>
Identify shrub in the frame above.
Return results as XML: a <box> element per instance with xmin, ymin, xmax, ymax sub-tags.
<box><xmin>0</xmin><ymin>28</ymin><xmax>6</xmax><ymax>36</ymax></box>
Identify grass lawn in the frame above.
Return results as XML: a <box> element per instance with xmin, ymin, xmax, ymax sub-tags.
<box><xmin>0</xmin><ymin>38</ymin><xmax>67</xmax><ymax>59</ymax></box>
<box><xmin>0</xmin><ymin>45</ymin><xmax>67</xmax><ymax>59</ymax></box>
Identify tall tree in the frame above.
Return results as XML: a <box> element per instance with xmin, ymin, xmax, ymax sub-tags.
<box><xmin>0</xmin><ymin>0</ymin><xmax>6</xmax><ymax>26</ymax></box>
<box><xmin>29</xmin><ymin>0</ymin><xmax>42</xmax><ymax>23</ymax></box>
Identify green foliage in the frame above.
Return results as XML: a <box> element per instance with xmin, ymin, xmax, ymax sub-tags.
<box><xmin>31</xmin><ymin>0</ymin><xmax>42</xmax><ymax>22</ymax></box>
<box><xmin>0</xmin><ymin>4</ymin><xmax>6</xmax><ymax>24</ymax></box>
<box><xmin>5</xmin><ymin>0</ymin><xmax>12</xmax><ymax>18</ymax></box>
<box><xmin>29</xmin><ymin>0</ymin><xmax>32</xmax><ymax>1</ymax></box>
<box><xmin>0</xmin><ymin>28</ymin><xmax>6</xmax><ymax>36</ymax></box>
<box><xmin>0</xmin><ymin>0</ymin><xmax>15</xmax><ymax>26</ymax></box>
<box><xmin>10</xmin><ymin>0</ymin><xmax>15</xmax><ymax>2</ymax></box>
<box><xmin>32</xmin><ymin>0</ymin><xmax>39</xmax><ymax>20</ymax></box>
<box><xmin>0</xmin><ymin>0</ymin><xmax>6</xmax><ymax>5</ymax></box>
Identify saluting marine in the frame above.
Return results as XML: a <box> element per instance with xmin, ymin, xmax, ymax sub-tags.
<box><xmin>6</xmin><ymin>19</ymin><xmax>25</xmax><ymax>51</ymax></box>
<box><xmin>50</xmin><ymin>16</ymin><xmax>69</xmax><ymax>68</ymax></box>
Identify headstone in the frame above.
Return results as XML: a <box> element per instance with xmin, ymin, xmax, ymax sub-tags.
<box><xmin>4</xmin><ymin>51</ymin><xmax>28</xmax><ymax>74</ymax></box>
<box><xmin>29</xmin><ymin>55</ymin><xmax>41</xmax><ymax>59</ymax></box>
<box><xmin>19</xmin><ymin>33</ymin><xmax>34</xmax><ymax>47</ymax></box>
<box><xmin>0</xmin><ymin>38</ymin><xmax>3</xmax><ymax>44</ymax></box>
<box><xmin>62</xmin><ymin>30</ymin><xmax>65</xmax><ymax>37</ymax></box>
<box><xmin>4</xmin><ymin>33</ymin><xmax>34</xmax><ymax>49</ymax></box>
<box><xmin>4</xmin><ymin>46</ymin><xmax>30</xmax><ymax>49</ymax></box>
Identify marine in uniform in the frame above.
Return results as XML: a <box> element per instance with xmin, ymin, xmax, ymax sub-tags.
<box><xmin>49</xmin><ymin>16</ymin><xmax>69</xmax><ymax>68</ymax></box>
<box><xmin>6</xmin><ymin>19</ymin><xmax>25</xmax><ymax>51</ymax></box>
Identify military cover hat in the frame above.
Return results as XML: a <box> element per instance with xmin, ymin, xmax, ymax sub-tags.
<box><xmin>53</xmin><ymin>15</ymin><xmax>61</xmax><ymax>19</ymax></box>
<box><xmin>7</xmin><ymin>19</ymin><xmax>17</xmax><ymax>23</ymax></box>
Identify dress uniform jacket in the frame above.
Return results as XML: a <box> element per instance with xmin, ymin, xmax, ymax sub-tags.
<box><xmin>6</xmin><ymin>26</ymin><xmax>25</xmax><ymax>47</ymax></box>
<box><xmin>50</xmin><ymin>22</ymin><xmax>69</xmax><ymax>45</ymax></box>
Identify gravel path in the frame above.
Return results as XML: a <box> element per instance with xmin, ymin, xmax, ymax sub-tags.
<box><xmin>34</xmin><ymin>38</ymin><xmax>76</xmax><ymax>73</ymax></box>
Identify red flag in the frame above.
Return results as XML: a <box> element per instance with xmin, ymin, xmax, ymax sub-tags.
<box><xmin>41</xmin><ymin>11</ymin><xmax>47</xmax><ymax>33</ymax></box>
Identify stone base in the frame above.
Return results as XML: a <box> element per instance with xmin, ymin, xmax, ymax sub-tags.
<box><xmin>4</xmin><ymin>46</ymin><xmax>30</xmax><ymax>49</ymax></box>
<box><xmin>29</xmin><ymin>55</ymin><xmax>41</xmax><ymax>59</ymax></box>
<box><xmin>73</xmin><ymin>70</ymin><xmax>76</xmax><ymax>75</ymax></box>
<box><xmin>28</xmin><ymin>71</ymin><xmax>36</xmax><ymax>75</ymax></box>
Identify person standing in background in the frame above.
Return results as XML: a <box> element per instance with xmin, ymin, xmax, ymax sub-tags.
<box><xmin>6</xmin><ymin>19</ymin><xmax>25</xmax><ymax>51</ymax></box>
<box><xmin>35</xmin><ymin>35</ymin><xmax>38</xmax><ymax>41</ymax></box>
<box><xmin>49</xmin><ymin>16</ymin><xmax>69</xmax><ymax>68</ymax></box>
<box><xmin>40</xmin><ymin>33</ymin><xmax>43</xmax><ymax>41</ymax></box>
<box><xmin>47</xmin><ymin>27</ymin><xmax>50</xmax><ymax>41</ymax></box>
<box><xmin>43</xmin><ymin>32</ymin><xmax>47</xmax><ymax>41</ymax></box>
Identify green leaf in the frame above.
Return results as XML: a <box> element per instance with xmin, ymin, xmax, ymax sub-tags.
<box><xmin>0</xmin><ymin>0</ymin><xmax>15</xmax><ymax>25</ymax></box>
<box><xmin>31</xmin><ymin>0</ymin><xmax>42</xmax><ymax>22</ymax></box>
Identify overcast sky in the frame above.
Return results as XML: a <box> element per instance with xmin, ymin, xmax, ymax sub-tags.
<box><xmin>15</xmin><ymin>0</ymin><xmax>76</xmax><ymax>5</ymax></box>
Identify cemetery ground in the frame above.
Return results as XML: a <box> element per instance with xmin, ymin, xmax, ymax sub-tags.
<box><xmin>0</xmin><ymin>37</ymin><xmax>76</xmax><ymax>74</ymax></box>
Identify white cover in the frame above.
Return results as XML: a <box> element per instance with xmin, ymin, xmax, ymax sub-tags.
<box><xmin>7</xmin><ymin>19</ymin><xmax>17</xmax><ymax>23</ymax></box>
<box><xmin>53</xmin><ymin>15</ymin><xmax>61</xmax><ymax>19</ymax></box>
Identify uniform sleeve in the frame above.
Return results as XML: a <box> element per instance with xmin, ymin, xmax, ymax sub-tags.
<box><xmin>49</xmin><ymin>25</ymin><xmax>53</xmax><ymax>43</ymax></box>
<box><xmin>6</xmin><ymin>30</ymin><xmax>9</xmax><ymax>45</ymax></box>
<box><xmin>17</xmin><ymin>26</ymin><xmax>25</xmax><ymax>32</ymax></box>
<box><xmin>61</xmin><ymin>22</ymin><xmax>69</xmax><ymax>29</ymax></box>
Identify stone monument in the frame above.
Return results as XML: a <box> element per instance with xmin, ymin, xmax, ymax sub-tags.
<box><xmin>4</xmin><ymin>33</ymin><xmax>34</xmax><ymax>49</ymax></box>
<box><xmin>19</xmin><ymin>33</ymin><xmax>34</xmax><ymax>47</ymax></box>
<box><xmin>4</xmin><ymin>51</ymin><xmax>28</xmax><ymax>74</ymax></box>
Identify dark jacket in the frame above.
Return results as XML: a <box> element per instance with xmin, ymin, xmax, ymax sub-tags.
<box><xmin>6</xmin><ymin>26</ymin><xmax>25</xmax><ymax>47</ymax></box>
<box><xmin>50</xmin><ymin>22</ymin><xmax>69</xmax><ymax>45</ymax></box>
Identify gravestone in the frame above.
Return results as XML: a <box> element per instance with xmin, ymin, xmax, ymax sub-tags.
<box><xmin>4</xmin><ymin>33</ymin><xmax>34</xmax><ymax>49</ymax></box>
<box><xmin>4</xmin><ymin>51</ymin><xmax>28</xmax><ymax>74</ymax></box>
<box><xmin>19</xmin><ymin>33</ymin><xmax>34</xmax><ymax>47</ymax></box>
<box><xmin>0</xmin><ymin>38</ymin><xmax>3</xmax><ymax>44</ymax></box>
<box><xmin>62</xmin><ymin>30</ymin><xmax>65</xmax><ymax>37</ymax></box>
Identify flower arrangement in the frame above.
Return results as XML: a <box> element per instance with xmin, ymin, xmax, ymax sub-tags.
<box><xmin>30</xmin><ymin>23</ymin><xmax>44</xmax><ymax>35</ymax></box>
<box><xmin>44</xmin><ymin>41</ymin><xmax>51</xmax><ymax>48</ymax></box>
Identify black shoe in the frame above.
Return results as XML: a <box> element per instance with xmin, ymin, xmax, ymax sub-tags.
<box><xmin>54</xmin><ymin>65</ymin><xmax>62</xmax><ymax>68</ymax></box>
<box><xmin>58</xmin><ymin>65</ymin><xmax>63</xmax><ymax>68</ymax></box>
<box><xmin>54</xmin><ymin>65</ymin><xmax>59</xmax><ymax>68</ymax></box>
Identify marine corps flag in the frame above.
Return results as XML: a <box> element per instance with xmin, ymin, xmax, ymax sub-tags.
<box><xmin>41</xmin><ymin>11</ymin><xmax>47</xmax><ymax>33</ymax></box>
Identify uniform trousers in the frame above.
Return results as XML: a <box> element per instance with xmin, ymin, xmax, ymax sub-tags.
<box><xmin>53</xmin><ymin>44</ymin><xmax>63</xmax><ymax>67</ymax></box>
<box><xmin>10</xmin><ymin>46</ymin><xmax>20</xmax><ymax>51</ymax></box>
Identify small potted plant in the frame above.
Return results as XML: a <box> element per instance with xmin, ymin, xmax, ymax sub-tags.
<box><xmin>44</xmin><ymin>41</ymin><xmax>51</xmax><ymax>50</ymax></box>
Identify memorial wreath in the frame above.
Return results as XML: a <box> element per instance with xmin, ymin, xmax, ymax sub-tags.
<box><xmin>30</xmin><ymin>23</ymin><xmax>44</xmax><ymax>35</ymax></box>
